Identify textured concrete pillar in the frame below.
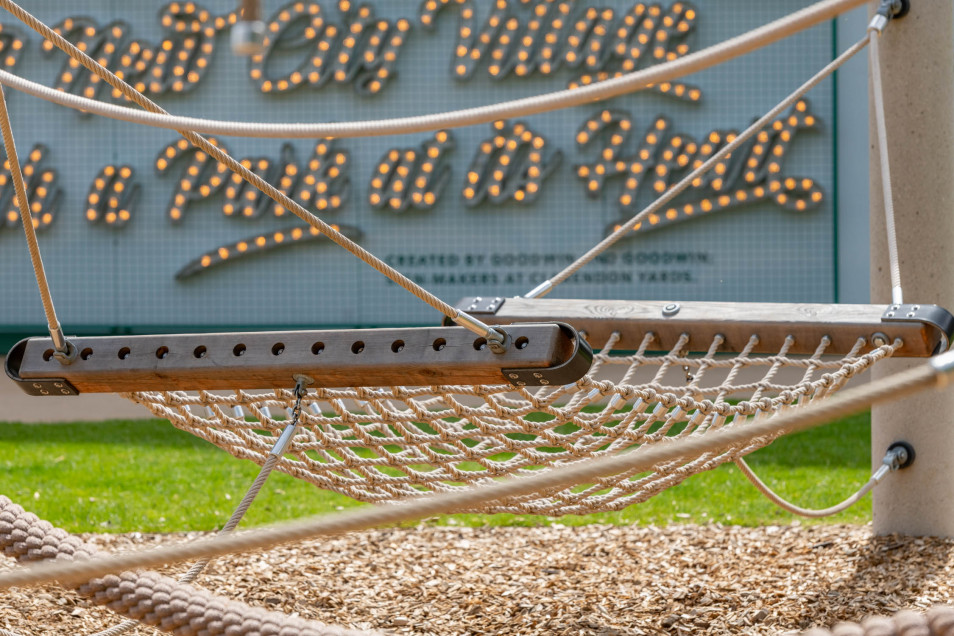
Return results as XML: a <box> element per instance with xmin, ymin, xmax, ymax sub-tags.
<box><xmin>870</xmin><ymin>1</ymin><xmax>954</xmax><ymax>536</ymax></box>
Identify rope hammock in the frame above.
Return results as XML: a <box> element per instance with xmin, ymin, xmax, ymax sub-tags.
<box><xmin>1</xmin><ymin>0</ymin><xmax>951</xmax><ymax>634</ymax></box>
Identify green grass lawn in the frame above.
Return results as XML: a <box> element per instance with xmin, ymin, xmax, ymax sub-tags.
<box><xmin>1</xmin><ymin>413</ymin><xmax>874</xmax><ymax>533</ymax></box>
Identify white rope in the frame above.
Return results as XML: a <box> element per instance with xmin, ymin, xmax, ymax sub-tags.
<box><xmin>868</xmin><ymin>26</ymin><xmax>904</xmax><ymax>305</ymax></box>
<box><xmin>734</xmin><ymin>456</ymin><xmax>885</xmax><ymax>518</ymax></box>
<box><xmin>525</xmin><ymin>34</ymin><xmax>870</xmax><ymax>298</ymax></box>
<box><xmin>2</xmin><ymin>350</ymin><xmax>950</xmax><ymax>591</ymax></box>
<box><xmin>0</xmin><ymin>0</ymin><xmax>867</xmax><ymax>139</ymax></box>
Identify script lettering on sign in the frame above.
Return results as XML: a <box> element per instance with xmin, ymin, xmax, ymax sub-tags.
<box><xmin>462</xmin><ymin>120</ymin><xmax>561</xmax><ymax>206</ymax></box>
<box><xmin>369</xmin><ymin>130</ymin><xmax>455</xmax><ymax>212</ymax></box>
<box><xmin>573</xmin><ymin>100</ymin><xmax>824</xmax><ymax>235</ymax></box>
<box><xmin>42</xmin><ymin>3</ymin><xmax>219</xmax><ymax>100</ymax></box>
<box><xmin>419</xmin><ymin>1</ymin><xmax>701</xmax><ymax>100</ymax></box>
<box><xmin>0</xmin><ymin>145</ymin><xmax>61</xmax><ymax>231</ymax></box>
<box><xmin>249</xmin><ymin>0</ymin><xmax>412</xmax><ymax>95</ymax></box>
<box><xmin>85</xmin><ymin>165</ymin><xmax>138</xmax><ymax>227</ymax></box>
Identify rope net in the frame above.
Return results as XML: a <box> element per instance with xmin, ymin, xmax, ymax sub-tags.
<box><xmin>125</xmin><ymin>332</ymin><xmax>899</xmax><ymax>515</ymax></box>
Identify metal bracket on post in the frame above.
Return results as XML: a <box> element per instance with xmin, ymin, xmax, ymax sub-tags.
<box><xmin>882</xmin><ymin>303</ymin><xmax>954</xmax><ymax>353</ymax></box>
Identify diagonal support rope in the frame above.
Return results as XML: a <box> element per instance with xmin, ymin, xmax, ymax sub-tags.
<box><xmin>0</xmin><ymin>0</ymin><xmax>503</xmax><ymax>346</ymax></box>
<box><xmin>868</xmin><ymin>9</ymin><xmax>904</xmax><ymax>304</ymax></box>
<box><xmin>524</xmin><ymin>35</ymin><xmax>870</xmax><ymax>299</ymax></box>
<box><xmin>0</xmin><ymin>83</ymin><xmax>71</xmax><ymax>361</ymax></box>
<box><xmin>91</xmin><ymin>378</ymin><xmax>310</xmax><ymax>636</ymax></box>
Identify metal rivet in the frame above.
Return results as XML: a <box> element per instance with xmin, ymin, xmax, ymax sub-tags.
<box><xmin>906</xmin><ymin>312</ymin><xmax>916</xmax><ymax>318</ymax></box>
<box><xmin>663</xmin><ymin>303</ymin><xmax>680</xmax><ymax>317</ymax></box>
<box><xmin>913</xmin><ymin>305</ymin><xmax>921</xmax><ymax>311</ymax></box>
<box><xmin>540</xmin><ymin>379</ymin><xmax>550</xmax><ymax>385</ymax></box>
<box><xmin>891</xmin><ymin>305</ymin><xmax>900</xmax><ymax>311</ymax></box>
<box><xmin>32</xmin><ymin>383</ymin><xmax>42</xmax><ymax>389</ymax></box>
<box><xmin>533</xmin><ymin>372</ymin><xmax>543</xmax><ymax>378</ymax></box>
<box><xmin>517</xmin><ymin>381</ymin><xmax>527</xmax><ymax>386</ymax></box>
<box><xmin>509</xmin><ymin>373</ymin><xmax>519</xmax><ymax>379</ymax></box>
<box><xmin>886</xmin><ymin>312</ymin><xmax>895</xmax><ymax>318</ymax></box>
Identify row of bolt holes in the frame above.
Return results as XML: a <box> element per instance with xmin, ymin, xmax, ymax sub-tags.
<box><xmin>45</xmin><ymin>336</ymin><xmax>530</xmax><ymax>362</ymax></box>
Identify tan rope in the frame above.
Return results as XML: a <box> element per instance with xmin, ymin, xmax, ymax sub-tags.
<box><xmin>734</xmin><ymin>454</ymin><xmax>884</xmax><ymax>518</ymax></box>
<box><xmin>800</xmin><ymin>606</ymin><xmax>954</xmax><ymax>636</ymax></box>
<box><xmin>0</xmin><ymin>0</ymin><xmax>867</xmax><ymax>139</ymax></box>
<box><xmin>525</xmin><ymin>34</ymin><xmax>870</xmax><ymax>298</ymax></box>
<box><xmin>91</xmin><ymin>450</ymin><xmax>286</xmax><ymax>636</ymax></box>
<box><xmin>2</xmin><ymin>351</ymin><xmax>949</xmax><ymax>591</ymax></box>
<box><xmin>0</xmin><ymin>0</ymin><xmax>499</xmax><ymax>341</ymax></box>
<box><xmin>0</xmin><ymin>83</ymin><xmax>68</xmax><ymax>357</ymax></box>
<box><xmin>0</xmin><ymin>496</ymin><xmax>376</xmax><ymax>636</ymax></box>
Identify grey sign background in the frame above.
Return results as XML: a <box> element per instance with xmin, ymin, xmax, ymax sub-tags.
<box><xmin>0</xmin><ymin>1</ymin><xmax>868</xmax><ymax>337</ymax></box>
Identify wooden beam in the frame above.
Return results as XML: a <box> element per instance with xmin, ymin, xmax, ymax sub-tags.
<box><xmin>5</xmin><ymin>323</ymin><xmax>592</xmax><ymax>394</ymax></box>
<box><xmin>454</xmin><ymin>298</ymin><xmax>953</xmax><ymax>356</ymax></box>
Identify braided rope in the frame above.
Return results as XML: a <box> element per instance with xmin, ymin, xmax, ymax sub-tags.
<box><xmin>0</xmin><ymin>0</ymin><xmax>866</xmax><ymax>139</ymax></box>
<box><xmin>0</xmin><ymin>496</ymin><xmax>375</xmax><ymax>636</ymax></box>
<box><xmin>801</xmin><ymin>606</ymin><xmax>954</xmax><ymax>636</ymax></box>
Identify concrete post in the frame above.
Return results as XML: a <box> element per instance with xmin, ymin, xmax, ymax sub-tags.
<box><xmin>869</xmin><ymin>1</ymin><xmax>954</xmax><ymax>536</ymax></box>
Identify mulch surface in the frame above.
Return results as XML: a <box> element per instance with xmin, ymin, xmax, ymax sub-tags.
<box><xmin>2</xmin><ymin>523</ymin><xmax>953</xmax><ymax>635</ymax></box>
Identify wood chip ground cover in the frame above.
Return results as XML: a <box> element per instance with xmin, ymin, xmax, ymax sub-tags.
<box><xmin>2</xmin><ymin>523</ymin><xmax>953</xmax><ymax>635</ymax></box>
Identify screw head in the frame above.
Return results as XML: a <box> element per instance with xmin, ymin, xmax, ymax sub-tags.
<box><xmin>662</xmin><ymin>303</ymin><xmax>680</xmax><ymax>317</ymax></box>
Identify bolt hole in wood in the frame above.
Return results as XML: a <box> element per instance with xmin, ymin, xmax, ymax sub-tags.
<box><xmin>193</xmin><ymin>345</ymin><xmax>207</xmax><ymax>359</ymax></box>
<box><xmin>311</xmin><ymin>341</ymin><xmax>324</xmax><ymax>355</ymax></box>
<box><xmin>473</xmin><ymin>338</ymin><xmax>487</xmax><ymax>351</ymax></box>
<box><xmin>42</xmin><ymin>349</ymin><xmax>54</xmax><ymax>362</ymax></box>
<box><xmin>156</xmin><ymin>346</ymin><xmax>169</xmax><ymax>359</ymax></box>
<box><xmin>391</xmin><ymin>340</ymin><xmax>404</xmax><ymax>353</ymax></box>
<box><xmin>433</xmin><ymin>338</ymin><xmax>446</xmax><ymax>351</ymax></box>
<box><xmin>352</xmin><ymin>341</ymin><xmax>365</xmax><ymax>354</ymax></box>
<box><xmin>271</xmin><ymin>343</ymin><xmax>285</xmax><ymax>356</ymax></box>
<box><xmin>80</xmin><ymin>347</ymin><xmax>93</xmax><ymax>360</ymax></box>
<box><xmin>515</xmin><ymin>336</ymin><xmax>529</xmax><ymax>350</ymax></box>
<box><xmin>118</xmin><ymin>346</ymin><xmax>131</xmax><ymax>360</ymax></box>
<box><xmin>233</xmin><ymin>343</ymin><xmax>246</xmax><ymax>356</ymax></box>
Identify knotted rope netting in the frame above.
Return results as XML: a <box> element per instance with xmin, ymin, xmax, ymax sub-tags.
<box><xmin>125</xmin><ymin>332</ymin><xmax>900</xmax><ymax>514</ymax></box>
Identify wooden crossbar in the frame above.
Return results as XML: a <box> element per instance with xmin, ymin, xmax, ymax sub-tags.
<box><xmin>5</xmin><ymin>323</ymin><xmax>592</xmax><ymax>395</ymax></box>
<box><xmin>453</xmin><ymin>298</ymin><xmax>954</xmax><ymax>356</ymax></box>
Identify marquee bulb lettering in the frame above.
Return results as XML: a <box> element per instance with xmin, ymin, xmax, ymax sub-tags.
<box><xmin>369</xmin><ymin>130</ymin><xmax>455</xmax><ymax>212</ymax></box>
<box><xmin>463</xmin><ymin>120</ymin><xmax>562</xmax><ymax>206</ymax></box>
